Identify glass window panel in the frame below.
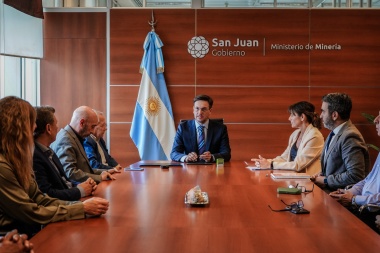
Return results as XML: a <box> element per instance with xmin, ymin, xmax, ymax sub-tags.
<box><xmin>112</xmin><ymin>0</ymin><xmax>192</xmax><ymax>7</ymax></box>
<box><xmin>1</xmin><ymin>55</ymin><xmax>22</xmax><ymax>97</ymax></box>
<box><xmin>0</xmin><ymin>55</ymin><xmax>39</xmax><ymax>106</ymax></box>
<box><xmin>146</xmin><ymin>0</ymin><xmax>192</xmax><ymax>7</ymax></box>
<box><xmin>23</xmin><ymin>58</ymin><xmax>40</xmax><ymax>106</ymax></box>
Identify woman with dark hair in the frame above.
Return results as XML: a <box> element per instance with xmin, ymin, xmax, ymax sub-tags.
<box><xmin>0</xmin><ymin>96</ymin><xmax>109</xmax><ymax>238</ymax></box>
<box><xmin>251</xmin><ymin>101</ymin><xmax>324</xmax><ymax>175</ymax></box>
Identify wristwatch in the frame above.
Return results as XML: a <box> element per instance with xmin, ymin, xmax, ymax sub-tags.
<box><xmin>324</xmin><ymin>177</ymin><xmax>328</xmax><ymax>185</ymax></box>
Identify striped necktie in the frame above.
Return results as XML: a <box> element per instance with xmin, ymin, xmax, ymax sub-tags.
<box><xmin>198</xmin><ymin>125</ymin><xmax>206</xmax><ymax>155</ymax></box>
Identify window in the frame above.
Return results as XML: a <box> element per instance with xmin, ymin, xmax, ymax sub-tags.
<box><xmin>0</xmin><ymin>55</ymin><xmax>40</xmax><ymax>106</ymax></box>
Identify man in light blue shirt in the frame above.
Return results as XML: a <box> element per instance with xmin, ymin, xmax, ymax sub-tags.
<box><xmin>330</xmin><ymin>110</ymin><xmax>380</xmax><ymax>233</ymax></box>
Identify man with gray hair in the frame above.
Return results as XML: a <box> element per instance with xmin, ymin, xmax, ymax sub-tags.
<box><xmin>51</xmin><ymin>106</ymin><xmax>116</xmax><ymax>183</ymax></box>
<box><xmin>84</xmin><ymin>111</ymin><xmax>123</xmax><ymax>172</ymax></box>
<box><xmin>311</xmin><ymin>93</ymin><xmax>369</xmax><ymax>192</ymax></box>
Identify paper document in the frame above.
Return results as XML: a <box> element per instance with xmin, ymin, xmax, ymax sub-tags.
<box><xmin>270</xmin><ymin>172</ymin><xmax>310</xmax><ymax>179</ymax></box>
<box><xmin>246</xmin><ymin>166</ymin><xmax>267</xmax><ymax>171</ymax></box>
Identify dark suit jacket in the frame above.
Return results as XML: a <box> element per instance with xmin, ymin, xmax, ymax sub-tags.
<box><xmin>33</xmin><ymin>143</ymin><xmax>81</xmax><ymax>201</ymax></box>
<box><xmin>321</xmin><ymin>120</ymin><xmax>369</xmax><ymax>191</ymax></box>
<box><xmin>170</xmin><ymin>119</ymin><xmax>231</xmax><ymax>162</ymax></box>
<box><xmin>83</xmin><ymin>137</ymin><xmax>118</xmax><ymax>170</ymax></box>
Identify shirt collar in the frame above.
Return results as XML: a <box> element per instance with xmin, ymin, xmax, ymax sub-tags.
<box><xmin>69</xmin><ymin>125</ymin><xmax>84</xmax><ymax>143</ymax></box>
<box><xmin>35</xmin><ymin>141</ymin><xmax>53</xmax><ymax>157</ymax></box>
<box><xmin>332</xmin><ymin>121</ymin><xmax>348</xmax><ymax>135</ymax></box>
<box><xmin>195</xmin><ymin>119</ymin><xmax>209</xmax><ymax>130</ymax></box>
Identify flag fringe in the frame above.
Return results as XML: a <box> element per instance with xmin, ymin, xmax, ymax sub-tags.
<box><xmin>140</xmin><ymin>67</ymin><xmax>165</xmax><ymax>74</ymax></box>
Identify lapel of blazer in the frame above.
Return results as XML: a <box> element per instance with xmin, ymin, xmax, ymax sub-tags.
<box><xmin>87</xmin><ymin>136</ymin><xmax>100</xmax><ymax>158</ymax></box>
<box><xmin>190</xmin><ymin>120</ymin><xmax>198</xmax><ymax>152</ymax></box>
<box><xmin>35</xmin><ymin>144</ymin><xmax>69</xmax><ymax>188</ymax></box>
<box><xmin>52</xmin><ymin>153</ymin><xmax>70</xmax><ymax>182</ymax></box>
<box><xmin>287</xmin><ymin>128</ymin><xmax>301</xmax><ymax>161</ymax></box>
<box><xmin>65</xmin><ymin>125</ymin><xmax>92</xmax><ymax>168</ymax></box>
<box><xmin>205</xmin><ymin>120</ymin><xmax>213</xmax><ymax>151</ymax></box>
<box><xmin>323</xmin><ymin>120</ymin><xmax>350</xmax><ymax>165</ymax></box>
<box><xmin>99</xmin><ymin>138</ymin><xmax>108</xmax><ymax>155</ymax></box>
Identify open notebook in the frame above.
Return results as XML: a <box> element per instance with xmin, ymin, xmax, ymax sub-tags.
<box><xmin>270</xmin><ymin>172</ymin><xmax>310</xmax><ymax>179</ymax></box>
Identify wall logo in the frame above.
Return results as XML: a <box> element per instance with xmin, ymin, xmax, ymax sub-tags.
<box><xmin>188</xmin><ymin>36</ymin><xmax>209</xmax><ymax>58</ymax></box>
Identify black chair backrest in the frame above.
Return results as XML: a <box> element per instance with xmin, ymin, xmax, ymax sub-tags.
<box><xmin>179</xmin><ymin>118</ymin><xmax>224</xmax><ymax>124</ymax></box>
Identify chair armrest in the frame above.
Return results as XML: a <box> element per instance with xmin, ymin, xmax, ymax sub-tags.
<box><xmin>359</xmin><ymin>204</ymin><xmax>380</xmax><ymax>214</ymax></box>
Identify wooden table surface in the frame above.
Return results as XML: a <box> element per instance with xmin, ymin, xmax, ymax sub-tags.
<box><xmin>31</xmin><ymin>161</ymin><xmax>380</xmax><ymax>252</ymax></box>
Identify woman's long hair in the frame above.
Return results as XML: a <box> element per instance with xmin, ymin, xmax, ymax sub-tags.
<box><xmin>0</xmin><ymin>96</ymin><xmax>36</xmax><ymax>191</ymax></box>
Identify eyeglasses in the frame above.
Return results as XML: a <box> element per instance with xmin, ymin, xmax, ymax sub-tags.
<box><xmin>194</xmin><ymin>107</ymin><xmax>209</xmax><ymax>113</ymax></box>
<box><xmin>268</xmin><ymin>200</ymin><xmax>304</xmax><ymax>212</ymax></box>
<box><xmin>288</xmin><ymin>183</ymin><xmax>314</xmax><ymax>193</ymax></box>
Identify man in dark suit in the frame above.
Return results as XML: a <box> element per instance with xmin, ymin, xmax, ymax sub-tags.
<box><xmin>33</xmin><ymin>106</ymin><xmax>97</xmax><ymax>201</ymax></box>
<box><xmin>170</xmin><ymin>94</ymin><xmax>231</xmax><ymax>163</ymax></box>
<box><xmin>311</xmin><ymin>93</ymin><xmax>369</xmax><ymax>192</ymax></box>
<box><xmin>84</xmin><ymin>111</ymin><xmax>122</xmax><ymax>171</ymax></box>
<box><xmin>50</xmin><ymin>106</ymin><xmax>115</xmax><ymax>184</ymax></box>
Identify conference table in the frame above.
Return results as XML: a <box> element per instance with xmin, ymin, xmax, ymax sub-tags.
<box><xmin>31</xmin><ymin>161</ymin><xmax>380</xmax><ymax>252</ymax></box>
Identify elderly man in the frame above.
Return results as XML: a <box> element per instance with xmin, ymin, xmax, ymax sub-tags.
<box><xmin>51</xmin><ymin>106</ymin><xmax>116</xmax><ymax>184</ymax></box>
<box><xmin>84</xmin><ymin>111</ymin><xmax>122</xmax><ymax>172</ymax></box>
<box><xmin>330</xmin><ymin>110</ymin><xmax>380</xmax><ymax>234</ymax></box>
<box><xmin>311</xmin><ymin>93</ymin><xmax>369</xmax><ymax>192</ymax></box>
<box><xmin>33</xmin><ymin>106</ymin><xmax>97</xmax><ymax>201</ymax></box>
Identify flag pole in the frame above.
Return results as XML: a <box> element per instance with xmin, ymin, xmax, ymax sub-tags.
<box><xmin>148</xmin><ymin>10</ymin><xmax>156</xmax><ymax>32</ymax></box>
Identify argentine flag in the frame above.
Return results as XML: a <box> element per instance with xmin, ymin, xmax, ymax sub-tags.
<box><xmin>130</xmin><ymin>31</ymin><xmax>176</xmax><ymax>160</ymax></box>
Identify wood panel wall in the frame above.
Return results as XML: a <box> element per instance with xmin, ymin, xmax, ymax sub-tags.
<box><xmin>41</xmin><ymin>9</ymin><xmax>380</xmax><ymax>168</ymax></box>
<box><xmin>41</xmin><ymin>12</ymin><xmax>106</xmax><ymax>127</ymax></box>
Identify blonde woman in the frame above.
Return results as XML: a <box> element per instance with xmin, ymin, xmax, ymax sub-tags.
<box><xmin>251</xmin><ymin>101</ymin><xmax>324</xmax><ymax>175</ymax></box>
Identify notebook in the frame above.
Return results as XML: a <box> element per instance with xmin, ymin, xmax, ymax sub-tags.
<box><xmin>270</xmin><ymin>172</ymin><xmax>311</xmax><ymax>179</ymax></box>
<box><xmin>137</xmin><ymin>160</ymin><xmax>183</xmax><ymax>167</ymax></box>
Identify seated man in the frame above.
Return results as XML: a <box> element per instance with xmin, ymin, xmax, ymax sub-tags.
<box><xmin>311</xmin><ymin>93</ymin><xmax>369</xmax><ymax>192</ymax></box>
<box><xmin>33</xmin><ymin>106</ymin><xmax>96</xmax><ymax>201</ymax></box>
<box><xmin>330</xmin><ymin>110</ymin><xmax>380</xmax><ymax>234</ymax></box>
<box><xmin>84</xmin><ymin>111</ymin><xmax>122</xmax><ymax>171</ymax></box>
<box><xmin>170</xmin><ymin>94</ymin><xmax>231</xmax><ymax>163</ymax></box>
<box><xmin>51</xmin><ymin>106</ymin><xmax>116</xmax><ymax>184</ymax></box>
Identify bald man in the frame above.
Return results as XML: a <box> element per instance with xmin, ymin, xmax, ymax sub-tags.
<box><xmin>51</xmin><ymin>106</ymin><xmax>115</xmax><ymax>183</ymax></box>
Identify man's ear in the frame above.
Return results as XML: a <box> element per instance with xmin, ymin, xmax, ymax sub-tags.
<box><xmin>331</xmin><ymin>111</ymin><xmax>339</xmax><ymax>121</ymax></box>
<box><xmin>79</xmin><ymin>118</ymin><xmax>85</xmax><ymax>127</ymax></box>
<box><xmin>46</xmin><ymin>124</ymin><xmax>51</xmax><ymax>134</ymax></box>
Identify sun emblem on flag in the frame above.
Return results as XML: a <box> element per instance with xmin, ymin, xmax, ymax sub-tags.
<box><xmin>145</xmin><ymin>96</ymin><xmax>161</xmax><ymax>116</ymax></box>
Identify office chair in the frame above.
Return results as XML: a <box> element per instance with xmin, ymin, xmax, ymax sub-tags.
<box><xmin>179</xmin><ymin>118</ymin><xmax>224</xmax><ymax>124</ymax></box>
<box><xmin>344</xmin><ymin>184</ymin><xmax>380</xmax><ymax>233</ymax></box>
